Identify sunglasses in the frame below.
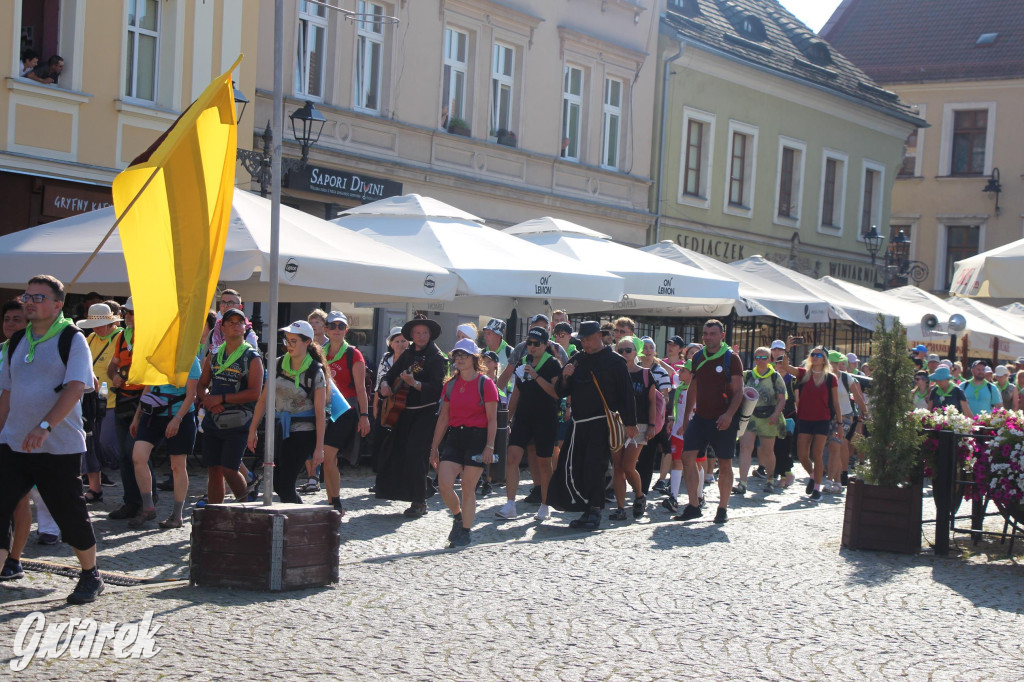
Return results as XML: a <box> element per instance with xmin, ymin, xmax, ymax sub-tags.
<box><xmin>19</xmin><ymin>293</ymin><xmax>57</xmax><ymax>304</ymax></box>
<box><xmin>754</xmin><ymin>355</ymin><xmax>769</xmax><ymax>360</ymax></box>
<box><xmin>617</xmin><ymin>347</ymin><xmax>635</xmax><ymax>354</ymax></box>
<box><xmin>525</xmin><ymin>339</ymin><xmax>543</xmax><ymax>347</ymax></box>
<box><xmin>326</xmin><ymin>322</ymin><xmax>347</xmax><ymax>330</ymax></box>
<box><xmin>811</xmin><ymin>352</ymin><xmax>825</xmax><ymax>358</ymax></box>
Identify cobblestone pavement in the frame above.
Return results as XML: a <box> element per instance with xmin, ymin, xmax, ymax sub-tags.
<box><xmin>2</xmin><ymin>462</ymin><xmax>1022</xmax><ymax>680</ymax></box>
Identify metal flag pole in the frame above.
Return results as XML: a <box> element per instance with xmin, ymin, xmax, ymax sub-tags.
<box><xmin>264</xmin><ymin>0</ymin><xmax>284</xmax><ymax>506</ymax></box>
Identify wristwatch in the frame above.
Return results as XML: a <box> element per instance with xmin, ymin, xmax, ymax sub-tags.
<box><xmin>39</xmin><ymin>421</ymin><xmax>51</xmax><ymax>432</ymax></box>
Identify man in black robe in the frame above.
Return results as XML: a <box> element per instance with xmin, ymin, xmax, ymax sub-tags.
<box><xmin>548</xmin><ymin>321</ymin><xmax>637</xmax><ymax>530</ymax></box>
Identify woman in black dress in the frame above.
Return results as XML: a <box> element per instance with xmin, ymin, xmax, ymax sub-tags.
<box><xmin>375</xmin><ymin>316</ymin><xmax>447</xmax><ymax>517</ymax></box>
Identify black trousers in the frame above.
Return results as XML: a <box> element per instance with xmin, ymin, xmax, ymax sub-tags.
<box><xmin>773</xmin><ymin>430</ymin><xmax>794</xmax><ymax>477</ymax></box>
<box><xmin>0</xmin><ymin>444</ymin><xmax>97</xmax><ymax>551</ymax></box>
<box><xmin>273</xmin><ymin>429</ymin><xmax>316</xmax><ymax>504</ymax></box>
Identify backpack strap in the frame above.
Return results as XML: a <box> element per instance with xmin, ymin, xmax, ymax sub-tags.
<box><xmin>7</xmin><ymin>326</ymin><xmax>85</xmax><ymax>392</ymax></box>
<box><xmin>4</xmin><ymin>329</ymin><xmax>26</xmax><ymax>364</ymax></box>
<box><xmin>477</xmin><ymin>374</ymin><xmax>486</xmax><ymax>405</ymax></box>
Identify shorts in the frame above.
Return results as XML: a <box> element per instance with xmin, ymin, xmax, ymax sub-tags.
<box><xmin>439</xmin><ymin>425</ymin><xmax>488</xmax><ymax>468</ymax></box>
<box><xmin>629</xmin><ymin>424</ymin><xmax>649</xmax><ymax>447</ymax></box>
<box><xmin>136</xmin><ymin>411</ymin><xmax>198</xmax><ymax>455</ymax></box>
<box><xmin>324</xmin><ymin>410</ymin><xmax>357</xmax><ymax>450</ymax></box>
<box><xmin>797</xmin><ymin>419</ymin><xmax>832</xmax><ymax>437</ymax></box>
<box><xmin>830</xmin><ymin>415</ymin><xmax>853</xmax><ymax>444</ymax></box>
<box><xmin>747</xmin><ymin>414</ymin><xmax>787</xmax><ymax>439</ymax></box>
<box><xmin>509</xmin><ymin>412</ymin><xmax>557</xmax><ymax>458</ymax></box>
<box><xmin>683</xmin><ymin>414</ymin><xmax>739</xmax><ymax>461</ymax></box>
<box><xmin>201</xmin><ymin>414</ymin><xmax>250</xmax><ymax>470</ymax></box>
<box><xmin>670</xmin><ymin>435</ymin><xmax>684</xmax><ymax>461</ymax></box>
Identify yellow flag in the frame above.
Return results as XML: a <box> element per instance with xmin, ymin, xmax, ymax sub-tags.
<box><xmin>113</xmin><ymin>58</ymin><xmax>240</xmax><ymax>386</ymax></box>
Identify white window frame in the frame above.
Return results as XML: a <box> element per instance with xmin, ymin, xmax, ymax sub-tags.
<box><xmin>354</xmin><ymin>1</ymin><xmax>385</xmax><ymax>113</ymax></box>
<box><xmin>561</xmin><ymin>64</ymin><xmax>584</xmax><ymax>162</ymax></box>
<box><xmin>441</xmin><ymin>26</ymin><xmax>469</xmax><ymax>126</ymax></box>
<box><xmin>490</xmin><ymin>42</ymin><xmax>515</xmax><ymax>134</ymax></box>
<box><xmin>124</xmin><ymin>0</ymin><xmax>160</xmax><ymax>103</ymax></box>
<box><xmin>773</xmin><ymin>136</ymin><xmax>806</xmax><ymax>228</ymax></box>
<box><xmin>898</xmin><ymin>104</ymin><xmax>925</xmax><ymax>178</ymax></box>
<box><xmin>295</xmin><ymin>0</ymin><xmax>327</xmax><ymax>101</ymax></box>
<box><xmin>677</xmin><ymin>107</ymin><xmax>715</xmax><ymax>210</ymax></box>
<box><xmin>938</xmin><ymin>101</ymin><xmax>996</xmax><ymax>177</ymax></box>
<box><xmin>723</xmin><ymin>120</ymin><xmax>758</xmax><ymax>219</ymax></box>
<box><xmin>935</xmin><ymin>219</ymin><xmax>987</xmax><ymax>291</ymax></box>
<box><xmin>601</xmin><ymin>77</ymin><xmax>623</xmax><ymax>170</ymax></box>
<box><xmin>818</xmin><ymin>148</ymin><xmax>848</xmax><ymax>235</ymax></box>
<box><xmin>856</xmin><ymin>159</ymin><xmax>886</xmax><ymax>240</ymax></box>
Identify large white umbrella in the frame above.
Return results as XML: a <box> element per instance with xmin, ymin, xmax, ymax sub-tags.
<box><xmin>333</xmin><ymin>196</ymin><xmax>625</xmax><ymax>315</ymax></box>
<box><xmin>1001</xmin><ymin>302</ymin><xmax>1024</xmax><ymax>318</ymax></box>
<box><xmin>818</xmin><ymin>276</ymin><xmax>952</xmax><ymax>347</ymax></box>
<box><xmin>0</xmin><ymin>187</ymin><xmax>458</xmax><ymax>303</ymax></box>
<box><xmin>950</xmin><ymin>237</ymin><xmax>1024</xmax><ymax>298</ymax></box>
<box><xmin>502</xmin><ymin>218</ymin><xmax>739</xmax><ymax>315</ymax></box>
<box><xmin>730</xmin><ymin>256</ymin><xmax>888</xmax><ymax>329</ymax></box>
<box><xmin>947</xmin><ymin>297</ymin><xmax>1024</xmax><ymax>348</ymax></box>
<box><xmin>888</xmin><ymin>286</ymin><xmax>1024</xmax><ymax>361</ymax></box>
<box><xmin>642</xmin><ymin>240</ymin><xmax>830</xmax><ymax>322</ymax></box>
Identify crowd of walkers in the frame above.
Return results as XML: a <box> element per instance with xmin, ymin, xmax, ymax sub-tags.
<box><xmin>4</xmin><ymin>272</ymin><xmax>1011</xmax><ymax>604</ymax></box>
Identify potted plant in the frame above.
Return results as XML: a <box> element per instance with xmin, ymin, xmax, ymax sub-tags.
<box><xmin>496</xmin><ymin>128</ymin><xmax>517</xmax><ymax>147</ymax></box>
<box><xmin>842</xmin><ymin>314</ymin><xmax>926</xmax><ymax>553</ymax></box>
<box><xmin>447</xmin><ymin>117</ymin><xmax>471</xmax><ymax>137</ymax></box>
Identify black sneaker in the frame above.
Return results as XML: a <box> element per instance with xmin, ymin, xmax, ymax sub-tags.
<box><xmin>101</xmin><ymin>473</ymin><xmax>117</xmax><ymax>487</ymax></box>
<box><xmin>448</xmin><ymin>514</ymin><xmax>463</xmax><ymax>542</ymax></box>
<box><xmin>674</xmin><ymin>504</ymin><xmax>703</xmax><ymax>521</ymax></box>
<box><xmin>840</xmin><ymin>471</ymin><xmax>850</xmax><ymax>486</ymax></box>
<box><xmin>66</xmin><ymin>569</ymin><xmax>105</xmax><ymax>604</ymax></box>
<box><xmin>714</xmin><ymin>507</ymin><xmax>728</xmax><ymax>524</ymax></box>
<box><xmin>805</xmin><ymin>479</ymin><xmax>815</xmax><ymax>495</ymax></box>
<box><xmin>479</xmin><ymin>480</ymin><xmax>492</xmax><ymax>497</ymax></box>
<box><xmin>752</xmin><ymin>466</ymin><xmax>767</xmax><ymax>480</ymax></box>
<box><xmin>608</xmin><ymin>507</ymin><xmax>627</xmax><ymax>521</ymax></box>
<box><xmin>330</xmin><ymin>498</ymin><xmax>344</xmax><ymax>516</ymax></box>
<box><xmin>449</xmin><ymin>526</ymin><xmax>471</xmax><ymax>547</ymax></box>
<box><xmin>662</xmin><ymin>495</ymin><xmax>679</xmax><ymax>513</ymax></box>
<box><xmin>0</xmin><ymin>557</ymin><xmax>25</xmax><ymax>581</ymax></box>
<box><xmin>652</xmin><ymin>479</ymin><xmax>667</xmax><ymax>494</ymax></box>
<box><xmin>523</xmin><ymin>487</ymin><xmax>542</xmax><ymax>504</ymax></box>
<box><xmin>731</xmin><ymin>482</ymin><xmax>747</xmax><ymax>496</ymax></box>
<box><xmin>37</xmin><ymin>533</ymin><xmax>60</xmax><ymax>545</ymax></box>
<box><xmin>156</xmin><ymin>475</ymin><xmax>174</xmax><ymax>491</ymax></box>
<box><xmin>108</xmin><ymin>504</ymin><xmax>138</xmax><ymax>520</ymax></box>
<box><xmin>632</xmin><ymin>495</ymin><xmax>646</xmax><ymax>520</ymax></box>
<box><xmin>810</xmin><ymin>490</ymin><xmax>822</xmax><ymax>502</ymax></box>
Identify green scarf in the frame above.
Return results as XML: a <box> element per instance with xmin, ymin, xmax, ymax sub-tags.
<box><xmin>523</xmin><ymin>351</ymin><xmax>552</xmax><ymax>374</ymax></box>
<box><xmin>123</xmin><ymin>327</ymin><xmax>134</xmax><ymax>351</ymax></box>
<box><xmin>95</xmin><ymin>328</ymin><xmax>120</xmax><ymax>344</ymax></box>
<box><xmin>934</xmin><ymin>383</ymin><xmax>955</xmax><ymax>398</ymax></box>
<box><xmin>327</xmin><ymin>340</ymin><xmax>350</xmax><ymax>365</ymax></box>
<box><xmin>25</xmin><ymin>314</ymin><xmax>71</xmax><ymax>363</ymax></box>
<box><xmin>968</xmin><ymin>380</ymin><xmax>992</xmax><ymax>402</ymax></box>
<box><xmin>281</xmin><ymin>353</ymin><xmax>313</xmax><ymax>388</ymax></box>
<box><xmin>214</xmin><ymin>341</ymin><xmax>253</xmax><ymax>376</ymax></box>
<box><xmin>694</xmin><ymin>343</ymin><xmax>728</xmax><ymax>374</ymax></box>
<box><xmin>751</xmin><ymin>365</ymin><xmax>775</xmax><ymax>380</ymax></box>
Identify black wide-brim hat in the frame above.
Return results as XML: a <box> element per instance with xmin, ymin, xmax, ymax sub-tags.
<box><xmin>402</xmin><ymin>317</ymin><xmax>442</xmax><ymax>342</ymax></box>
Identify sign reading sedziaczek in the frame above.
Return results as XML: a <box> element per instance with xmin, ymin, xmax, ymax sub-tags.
<box><xmin>286</xmin><ymin>165</ymin><xmax>402</xmax><ymax>203</ymax></box>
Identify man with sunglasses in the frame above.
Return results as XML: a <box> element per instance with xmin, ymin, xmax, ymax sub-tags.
<box><xmin>209</xmin><ymin>289</ymin><xmax>260</xmax><ymax>351</ymax></box>
<box><xmin>0</xmin><ymin>275</ymin><xmax>104</xmax><ymax>603</ymax></box>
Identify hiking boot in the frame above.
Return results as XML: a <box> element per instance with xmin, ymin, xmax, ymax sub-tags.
<box><xmin>127</xmin><ymin>508</ymin><xmax>156</xmax><ymax>528</ymax></box>
<box><xmin>608</xmin><ymin>507</ymin><xmax>627</xmax><ymax>521</ymax></box>
<box><xmin>0</xmin><ymin>557</ymin><xmax>24</xmax><ymax>581</ymax></box>
<box><xmin>108</xmin><ymin>504</ymin><xmax>138</xmax><ymax>520</ymax></box>
<box><xmin>66</xmin><ymin>569</ymin><xmax>105</xmax><ymax>604</ymax></box>
<box><xmin>478</xmin><ymin>480</ymin><xmax>492</xmax><ymax>497</ymax></box>
<box><xmin>714</xmin><ymin>507</ymin><xmax>728</xmax><ymax>524</ymax></box>
<box><xmin>662</xmin><ymin>495</ymin><xmax>679</xmax><ymax>513</ymax></box>
<box><xmin>673</xmin><ymin>504</ymin><xmax>702</xmax><ymax>521</ymax></box>
<box><xmin>632</xmin><ymin>494</ymin><xmax>646</xmax><ymax>520</ymax></box>
<box><xmin>449</xmin><ymin>526</ymin><xmax>471</xmax><ymax>548</ymax></box>
<box><xmin>403</xmin><ymin>502</ymin><xmax>427</xmax><ymax>518</ymax></box>
<box><xmin>495</xmin><ymin>500</ymin><xmax>517</xmax><ymax>519</ymax></box>
<box><xmin>448</xmin><ymin>514</ymin><xmax>463</xmax><ymax>542</ymax></box>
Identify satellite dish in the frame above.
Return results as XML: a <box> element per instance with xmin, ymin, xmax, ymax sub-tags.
<box><xmin>948</xmin><ymin>314</ymin><xmax>967</xmax><ymax>333</ymax></box>
<box><xmin>921</xmin><ymin>314</ymin><xmax>939</xmax><ymax>330</ymax></box>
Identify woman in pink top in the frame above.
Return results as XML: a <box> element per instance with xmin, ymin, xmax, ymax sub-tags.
<box><xmin>430</xmin><ymin>339</ymin><xmax>498</xmax><ymax>547</ymax></box>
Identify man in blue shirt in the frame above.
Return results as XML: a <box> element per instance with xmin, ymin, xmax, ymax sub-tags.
<box><xmin>963</xmin><ymin>360</ymin><xmax>1002</xmax><ymax>416</ymax></box>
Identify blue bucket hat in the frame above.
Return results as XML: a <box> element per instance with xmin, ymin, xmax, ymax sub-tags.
<box><xmin>929</xmin><ymin>366</ymin><xmax>952</xmax><ymax>382</ymax></box>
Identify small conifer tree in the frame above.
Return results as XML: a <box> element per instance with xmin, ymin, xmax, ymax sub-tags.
<box><xmin>856</xmin><ymin>314</ymin><xmax>924</xmax><ymax>486</ymax></box>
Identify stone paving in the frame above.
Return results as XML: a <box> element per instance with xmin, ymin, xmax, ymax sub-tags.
<box><xmin>2</xmin><ymin>462</ymin><xmax>1022</xmax><ymax>680</ymax></box>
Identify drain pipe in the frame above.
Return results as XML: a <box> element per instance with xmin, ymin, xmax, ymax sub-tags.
<box><xmin>653</xmin><ymin>36</ymin><xmax>685</xmax><ymax>245</ymax></box>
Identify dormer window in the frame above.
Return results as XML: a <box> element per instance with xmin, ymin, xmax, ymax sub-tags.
<box><xmin>667</xmin><ymin>0</ymin><xmax>701</xmax><ymax>18</ymax></box>
<box><xmin>805</xmin><ymin>41</ymin><xmax>832</xmax><ymax>66</ymax></box>
<box><xmin>739</xmin><ymin>15</ymin><xmax>766</xmax><ymax>41</ymax></box>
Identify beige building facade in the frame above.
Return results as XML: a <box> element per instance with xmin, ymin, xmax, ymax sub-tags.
<box><xmin>0</xmin><ymin>0</ymin><xmax>259</xmax><ymax>236</ymax></box>
<box><xmin>249</xmin><ymin>0</ymin><xmax>659</xmax><ymax>244</ymax></box>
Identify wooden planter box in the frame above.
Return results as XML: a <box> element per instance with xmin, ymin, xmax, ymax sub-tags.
<box><xmin>842</xmin><ymin>479</ymin><xmax>922</xmax><ymax>554</ymax></box>
<box><xmin>190</xmin><ymin>504</ymin><xmax>340</xmax><ymax>591</ymax></box>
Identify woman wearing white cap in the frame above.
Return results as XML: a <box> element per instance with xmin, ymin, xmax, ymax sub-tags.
<box><xmin>248</xmin><ymin>320</ymin><xmax>329</xmax><ymax>504</ymax></box>
<box><xmin>430</xmin><ymin>338</ymin><xmax>498</xmax><ymax>546</ymax></box>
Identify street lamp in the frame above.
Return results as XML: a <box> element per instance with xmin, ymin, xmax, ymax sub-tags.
<box><xmin>234</xmin><ymin>95</ymin><xmax>326</xmax><ymax>197</ymax></box>
<box><xmin>983</xmin><ymin>167</ymin><xmax>1002</xmax><ymax>215</ymax></box>
<box><xmin>863</xmin><ymin>225</ymin><xmax>929</xmax><ymax>289</ymax></box>
<box><xmin>863</xmin><ymin>225</ymin><xmax>884</xmax><ymax>266</ymax></box>
<box><xmin>231</xmin><ymin>81</ymin><xmax>249</xmax><ymax>124</ymax></box>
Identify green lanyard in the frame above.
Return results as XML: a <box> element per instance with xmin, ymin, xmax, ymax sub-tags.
<box><xmin>694</xmin><ymin>344</ymin><xmax>727</xmax><ymax>374</ymax></box>
<box><xmin>281</xmin><ymin>353</ymin><xmax>312</xmax><ymax>388</ymax></box>
<box><xmin>328</xmin><ymin>340</ymin><xmax>350</xmax><ymax>365</ymax></box>
<box><xmin>25</xmin><ymin>314</ymin><xmax>71</xmax><ymax>363</ymax></box>
<box><xmin>214</xmin><ymin>342</ymin><xmax>252</xmax><ymax>376</ymax></box>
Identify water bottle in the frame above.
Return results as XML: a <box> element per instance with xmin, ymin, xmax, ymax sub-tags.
<box><xmin>471</xmin><ymin>452</ymin><xmax>498</xmax><ymax>465</ymax></box>
<box><xmin>98</xmin><ymin>382</ymin><xmax>108</xmax><ymax>399</ymax></box>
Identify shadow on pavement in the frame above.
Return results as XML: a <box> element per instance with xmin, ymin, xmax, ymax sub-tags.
<box><xmin>929</xmin><ymin>559</ymin><xmax>1024</xmax><ymax>612</ymax></box>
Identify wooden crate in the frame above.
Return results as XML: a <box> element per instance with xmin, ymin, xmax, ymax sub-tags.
<box><xmin>842</xmin><ymin>479</ymin><xmax>922</xmax><ymax>554</ymax></box>
<box><xmin>190</xmin><ymin>504</ymin><xmax>340</xmax><ymax>591</ymax></box>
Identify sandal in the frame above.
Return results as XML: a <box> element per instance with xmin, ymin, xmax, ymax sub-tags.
<box><xmin>83</xmin><ymin>489</ymin><xmax>103</xmax><ymax>504</ymax></box>
<box><xmin>158</xmin><ymin>516</ymin><xmax>183</xmax><ymax>529</ymax></box>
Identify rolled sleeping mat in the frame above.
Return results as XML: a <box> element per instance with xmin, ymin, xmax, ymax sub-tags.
<box><xmin>735</xmin><ymin>387</ymin><xmax>761</xmax><ymax>438</ymax></box>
